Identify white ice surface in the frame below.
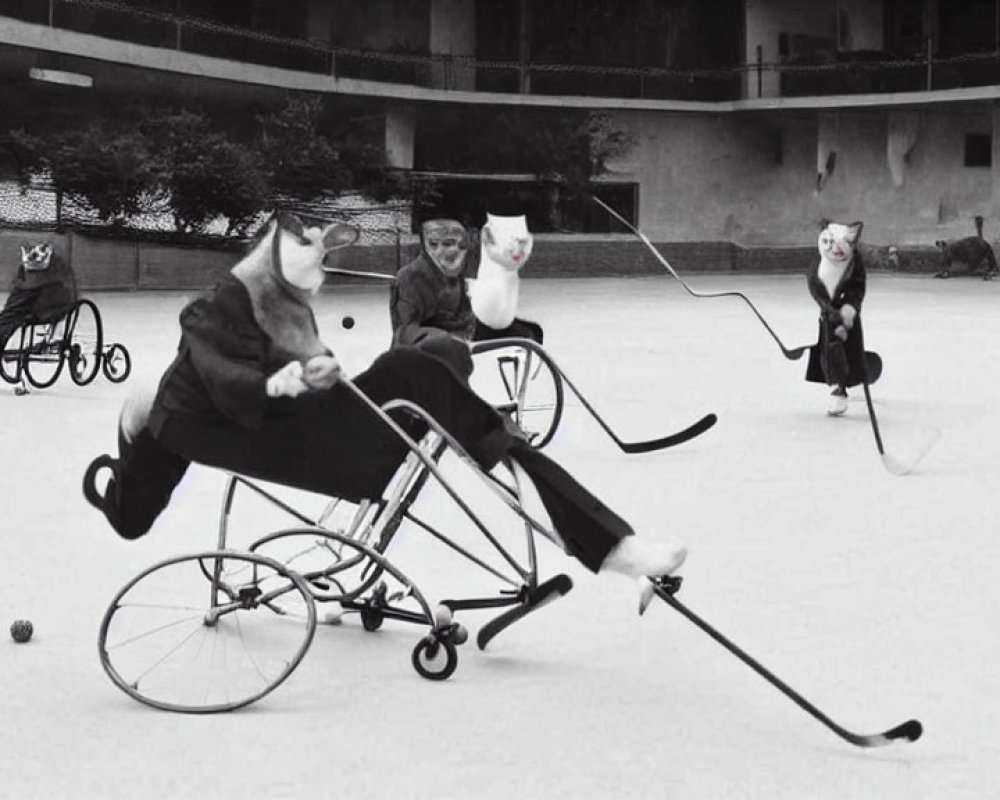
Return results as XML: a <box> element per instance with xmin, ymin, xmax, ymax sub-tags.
<box><xmin>1</xmin><ymin>274</ymin><xmax>997</xmax><ymax>799</ymax></box>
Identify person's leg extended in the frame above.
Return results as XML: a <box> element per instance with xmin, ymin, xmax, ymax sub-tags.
<box><xmin>508</xmin><ymin>443</ymin><xmax>686</xmax><ymax>578</ymax></box>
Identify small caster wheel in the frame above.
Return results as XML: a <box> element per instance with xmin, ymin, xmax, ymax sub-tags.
<box><xmin>449</xmin><ymin>622</ymin><xmax>469</xmax><ymax>646</ymax></box>
<box><xmin>360</xmin><ymin>606</ymin><xmax>384</xmax><ymax>632</ymax></box>
<box><xmin>412</xmin><ymin>635</ymin><xmax>458</xmax><ymax>681</ymax></box>
<box><xmin>433</xmin><ymin>604</ymin><xmax>453</xmax><ymax>628</ymax></box>
<box><xmin>14</xmin><ymin>385</ymin><xmax>27</xmax><ymax>396</ymax></box>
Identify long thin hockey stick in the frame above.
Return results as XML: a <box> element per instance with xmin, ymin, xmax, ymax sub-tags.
<box><xmin>470</xmin><ymin>337</ymin><xmax>717</xmax><ymax>454</ymax></box>
<box><xmin>592</xmin><ymin>196</ymin><xmax>811</xmax><ymax>361</ymax></box>
<box><xmin>322</xmin><ymin>266</ymin><xmax>395</xmax><ymax>281</ymax></box>
<box><xmin>645</xmin><ymin>577</ymin><xmax>923</xmax><ymax>748</ymax></box>
<box><xmin>860</xmin><ymin>374</ymin><xmax>939</xmax><ymax>476</ymax></box>
<box><xmin>328</xmin><ymin>267</ymin><xmax>717</xmax><ymax>453</ymax></box>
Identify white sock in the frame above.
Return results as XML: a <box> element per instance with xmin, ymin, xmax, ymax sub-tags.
<box><xmin>601</xmin><ymin>535</ymin><xmax>687</xmax><ymax>579</ymax></box>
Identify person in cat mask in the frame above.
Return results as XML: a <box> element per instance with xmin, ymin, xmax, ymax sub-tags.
<box><xmin>804</xmin><ymin>221</ymin><xmax>870</xmax><ymax>416</ymax></box>
<box><xmin>0</xmin><ymin>242</ymin><xmax>78</xmax><ymax>346</ymax></box>
<box><xmin>390</xmin><ymin>218</ymin><xmax>477</xmax><ymax>379</ymax></box>
<box><xmin>390</xmin><ymin>213</ymin><xmax>543</xmax><ymax>382</ymax></box>
<box><xmin>84</xmin><ymin>211</ymin><xmax>687</xmax><ymax>594</ymax></box>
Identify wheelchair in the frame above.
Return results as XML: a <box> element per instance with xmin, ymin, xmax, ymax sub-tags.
<box><xmin>469</xmin><ymin>337</ymin><xmax>564</xmax><ymax>449</ymax></box>
<box><xmin>0</xmin><ymin>299</ymin><xmax>131</xmax><ymax>394</ymax></box>
<box><xmin>98</xmin><ymin>381</ymin><xmax>573</xmax><ymax>713</ymax></box>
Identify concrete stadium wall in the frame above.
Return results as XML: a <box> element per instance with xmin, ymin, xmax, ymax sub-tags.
<box><xmin>0</xmin><ymin>227</ymin><xmax>952</xmax><ymax>294</ymax></box>
<box><xmin>608</xmin><ymin>104</ymin><xmax>998</xmax><ymax>250</ymax></box>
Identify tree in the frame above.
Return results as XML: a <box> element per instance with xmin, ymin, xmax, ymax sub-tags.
<box><xmin>256</xmin><ymin>97</ymin><xmax>352</xmax><ymax>201</ymax></box>
<box><xmin>474</xmin><ymin>109</ymin><xmax>634</xmax><ymax>230</ymax></box>
<box><xmin>5</xmin><ymin>123</ymin><xmax>159</xmax><ymax>224</ymax></box>
<box><xmin>142</xmin><ymin>108</ymin><xmax>268</xmax><ymax>236</ymax></box>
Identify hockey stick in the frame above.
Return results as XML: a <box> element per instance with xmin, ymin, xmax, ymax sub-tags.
<box><xmin>470</xmin><ymin>338</ymin><xmax>717</xmax><ymax>454</ymax></box>
<box><xmin>645</xmin><ymin>576</ymin><xmax>923</xmax><ymax>748</ymax></box>
<box><xmin>859</xmin><ymin>374</ymin><xmax>940</xmax><ymax>476</ymax></box>
<box><xmin>328</xmin><ymin>266</ymin><xmax>717</xmax><ymax>453</ymax></box>
<box><xmin>322</xmin><ymin>266</ymin><xmax>395</xmax><ymax>281</ymax></box>
<box><xmin>591</xmin><ymin>196</ymin><xmax>811</xmax><ymax>361</ymax></box>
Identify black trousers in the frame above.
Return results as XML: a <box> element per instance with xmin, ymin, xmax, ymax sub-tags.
<box><xmin>100</xmin><ymin>348</ymin><xmax>630</xmax><ymax>571</ymax></box>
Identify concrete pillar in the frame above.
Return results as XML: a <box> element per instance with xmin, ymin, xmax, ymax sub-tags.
<box><xmin>991</xmin><ymin>102</ymin><xmax>1000</xmax><ymax>219</ymax></box>
<box><xmin>743</xmin><ymin>0</ymin><xmax>781</xmax><ymax>99</ymax></box>
<box><xmin>429</xmin><ymin>0</ymin><xmax>476</xmax><ymax>90</ymax></box>
<box><xmin>385</xmin><ymin>105</ymin><xmax>416</xmax><ymax>169</ymax></box>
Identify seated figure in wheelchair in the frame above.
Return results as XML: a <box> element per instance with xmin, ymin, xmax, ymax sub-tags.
<box><xmin>82</xmin><ymin>211</ymin><xmax>685</xmax><ymax>588</ymax></box>
<box><xmin>0</xmin><ymin>241</ymin><xmax>78</xmax><ymax>347</ymax></box>
<box><xmin>389</xmin><ymin>214</ymin><xmax>543</xmax><ymax>381</ymax></box>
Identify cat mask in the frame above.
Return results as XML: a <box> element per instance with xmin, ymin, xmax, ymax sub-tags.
<box><xmin>481</xmin><ymin>214</ymin><xmax>533</xmax><ymax>272</ymax></box>
<box><xmin>420</xmin><ymin>218</ymin><xmax>469</xmax><ymax>278</ymax></box>
<box><xmin>231</xmin><ymin>212</ymin><xmax>358</xmax><ymax>362</ymax></box>
<box><xmin>818</xmin><ymin>220</ymin><xmax>863</xmax><ymax>264</ymax></box>
<box><xmin>20</xmin><ymin>242</ymin><xmax>53</xmax><ymax>272</ymax></box>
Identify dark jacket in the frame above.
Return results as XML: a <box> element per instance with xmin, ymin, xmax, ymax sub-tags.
<box><xmin>390</xmin><ymin>253</ymin><xmax>476</xmax><ymax>346</ymax></box>
<box><xmin>149</xmin><ymin>273</ymin><xmax>297</xmax><ymax>436</ymax></box>
<box><xmin>805</xmin><ymin>252</ymin><xmax>870</xmax><ymax>387</ymax></box>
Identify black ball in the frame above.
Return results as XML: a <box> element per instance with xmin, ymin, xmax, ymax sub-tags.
<box><xmin>342</xmin><ymin>316</ymin><xmax>355</xmax><ymax>329</ymax></box>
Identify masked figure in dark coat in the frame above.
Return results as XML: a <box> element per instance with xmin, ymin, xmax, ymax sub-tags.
<box><xmin>0</xmin><ymin>242</ymin><xmax>77</xmax><ymax>345</ymax></box>
<box><xmin>804</xmin><ymin>221</ymin><xmax>880</xmax><ymax>416</ymax></box>
<box><xmin>83</xmin><ymin>212</ymin><xmax>685</xmax><ymax>586</ymax></box>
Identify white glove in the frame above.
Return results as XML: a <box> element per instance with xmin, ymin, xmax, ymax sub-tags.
<box><xmin>840</xmin><ymin>304</ymin><xmax>857</xmax><ymax>329</ymax></box>
<box><xmin>302</xmin><ymin>354</ymin><xmax>342</xmax><ymax>390</ymax></box>
<box><xmin>266</xmin><ymin>360</ymin><xmax>309</xmax><ymax>398</ymax></box>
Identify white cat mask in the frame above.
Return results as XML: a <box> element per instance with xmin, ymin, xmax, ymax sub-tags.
<box><xmin>817</xmin><ymin>221</ymin><xmax>863</xmax><ymax>264</ymax></box>
<box><xmin>231</xmin><ymin>212</ymin><xmax>357</xmax><ymax>362</ymax></box>
<box><xmin>20</xmin><ymin>242</ymin><xmax>53</xmax><ymax>272</ymax></box>
<box><xmin>481</xmin><ymin>214</ymin><xmax>533</xmax><ymax>273</ymax></box>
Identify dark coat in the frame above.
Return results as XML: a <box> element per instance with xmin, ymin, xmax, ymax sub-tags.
<box><xmin>390</xmin><ymin>253</ymin><xmax>476</xmax><ymax>346</ymax></box>
<box><xmin>96</xmin><ymin>274</ymin><xmax>629</xmax><ymax>573</ymax></box>
<box><xmin>148</xmin><ymin>274</ymin><xmax>508</xmax><ymax>499</ymax></box>
<box><xmin>0</xmin><ymin>254</ymin><xmax>77</xmax><ymax>336</ymax></box>
<box><xmin>804</xmin><ymin>252</ymin><xmax>870</xmax><ymax>387</ymax></box>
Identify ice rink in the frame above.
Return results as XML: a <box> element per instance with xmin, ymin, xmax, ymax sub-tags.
<box><xmin>2</xmin><ymin>272</ymin><xmax>997</xmax><ymax>799</ymax></box>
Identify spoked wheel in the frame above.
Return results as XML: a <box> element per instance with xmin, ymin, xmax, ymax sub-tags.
<box><xmin>102</xmin><ymin>343</ymin><xmax>132</xmax><ymax>383</ymax></box>
<box><xmin>470</xmin><ymin>341</ymin><xmax>564</xmax><ymax>449</ymax></box>
<box><xmin>249</xmin><ymin>528</ymin><xmax>435</xmax><ymax>634</ymax></box>
<box><xmin>249</xmin><ymin>528</ymin><xmax>386</xmax><ymax>605</ymax></box>
<box><xmin>99</xmin><ymin>551</ymin><xmax>317</xmax><ymax>713</ymax></box>
<box><xmin>21</xmin><ymin>322</ymin><xmax>65</xmax><ymax>389</ymax></box>
<box><xmin>411</xmin><ymin>635</ymin><xmax>458</xmax><ymax>681</ymax></box>
<box><xmin>0</xmin><ymin>327</ymin><xmax>25</xmax><ymax>385</ymax></box>
<box><xmin>67</xmin><ymin>300</ymin><xmax>103</xmax><ymax>386</ymax></box>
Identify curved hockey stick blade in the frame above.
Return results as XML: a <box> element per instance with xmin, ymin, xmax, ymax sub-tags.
<box><xmin>591</xmin><ymin>196</ymin><xmax>808</xmax><ymax>362</ymax></box>
<box><xmin>646</xmin><ymin>578</ymin><xmax>923</xmax><ymax>748</ymax></box>
<box><xmin>477</xmin><ymin>574</ymin><xmax>573</xmax><ymax>650</ymax></box>
<box><xmin>619</xmin><ymin>413</ymin><xmax>718</xmax><ymax>454</ymax></box>
<box><xmin>881</xmin><ymin>427</ymin><xmax>942</xmax><ymax>476</ymax></box>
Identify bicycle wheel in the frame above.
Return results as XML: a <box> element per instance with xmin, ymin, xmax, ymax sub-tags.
<box><xmin>67</xmin><ymin>300</ymin><xmax>103</xmax><ymax>386</ymax></box>
<box><xmin>21</xmin><ymin>323</ymin><xmax>64</xmax><ymax>389</ymax></box>
<box><xmin>471</xmin><ymin>342</ymin><xmax>564</xmax><ymax>448</ymax></box>
<box><xmin>102</xmin><ymin>343</ymin><xmax>132</xmax><ymax>383</ymax></box>
<box><xmin>0</xmin><ymin>327</ymin><xmax>25</xmax><ymax>385</ymax></box>
<box><xmin>250</xmin><ymin>528</ymin><xmax>435</xmax><ymax>629</ymax></box>
<box><xmin>99</xmin><ymin>551</ymin><xmax>317</xmax><ymax>713</ymax></box>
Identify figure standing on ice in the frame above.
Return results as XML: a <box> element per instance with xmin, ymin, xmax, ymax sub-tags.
<box><xmin>804</xmin><ymin>220</ymin><xmax>876</xmax><ymax>416</ymax></box>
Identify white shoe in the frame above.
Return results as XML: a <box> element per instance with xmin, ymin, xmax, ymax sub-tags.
<box><xmin>827</xmin><ymin>390</ymin><xmax>848</xmax><ymax>417</ymax></box>
<box><xmin>601</xmin><ymin>536</ymin><xmax>687</xmax><ymax>580</ymax></box>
